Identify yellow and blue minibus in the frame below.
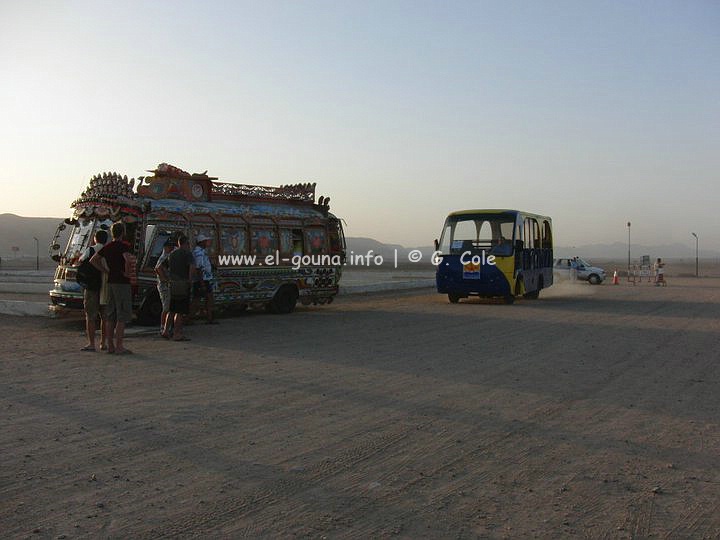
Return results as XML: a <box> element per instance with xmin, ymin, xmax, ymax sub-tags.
<box><xmin>434</xmin><ymin>209</ymin><xmax>553</xmax><ymax>304</ymax></box>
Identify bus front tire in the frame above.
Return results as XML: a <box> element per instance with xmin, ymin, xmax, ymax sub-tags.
<box><xmin>448</xmin><ymin>293</ymin><xmax>461</xmax><ymax>304</ymax></box>
<box><xmin>268</xmin><ymin>285</ymin><xmax>298</xmax><ymax>314</ymax></box>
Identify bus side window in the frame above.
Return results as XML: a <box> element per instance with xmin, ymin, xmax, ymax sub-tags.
<box><xmin>524</xmin><ymin>219</ymin><xmax>533</xmax><ymax>249</ymax></box>
<box><xmin>191</xmin><ymin>227</ymin><xmax>218</xmax><ymax>257</ymax></box>
<box><xmin>144</xmin><ymin>230</ymin><xmax>175</xmax><ymax>270</ymax></box>
<box><xmin>542</xmin><ymin>220</ymin><xmax>553</xmax><ymax>249</ymax></box>
<box><xmin>220</xmin><ymin>227</ymin><xmax>247</xmax><ymax>255</ymax></box>
<box><xmin>252</xmin><ymin>228</ymin><xmax>277</xmax><ymax>257</ymax></box>
<box><xmin>305</xmin><ymin>229</ymin><xmax>326</xmax><ymax>255</ymax></box>
<box><xmin>532</xmin><ymin>219</ymin><xmax>541</xmax><ymax>248</ymax></box>
<box><xmin>292</xmin><ymin>229</ymin><xmax>304</xmax><ymax>256</ymax></box>
<box><xmin>279</xmin><ymin>229</ymin><xmax>295</xmax><ymax>258</ymax></box>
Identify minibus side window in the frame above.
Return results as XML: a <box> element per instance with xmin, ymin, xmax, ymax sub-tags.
<box><xmin>524</xmin><ymin>219</ymin><xmax>533</xmax><ymax>249</ymax></box>
<box><xmin>542</xmin><ymin>220</ymin><xmax>553</xmax><ymax>249</ymax></box>
<box><xmin>532</xmin><ymin>220</ymin><xmax>541</xmax><ymax>248</ymax></box>
<box><xmin>490</xmin><ymin>221</ymin><xmax>515</xmax><ymax>256</ymax></box>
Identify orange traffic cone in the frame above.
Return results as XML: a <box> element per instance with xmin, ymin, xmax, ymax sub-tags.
<box><xmin>612</xmin><ymin>269</ymin><xmax>619</xmax><ymax>285</ymax></box>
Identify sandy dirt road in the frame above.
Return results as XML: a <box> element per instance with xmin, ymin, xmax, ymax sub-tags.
<box><xmin>2</xmin><ymin>278</ymin><xmax>719</xmax><ymax>538</ymax></box>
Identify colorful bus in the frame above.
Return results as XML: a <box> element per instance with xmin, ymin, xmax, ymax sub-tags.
<box><xmin>434</xmin><ymin>209</ymin><xmax>553</xmax><ymax>304</ymax></box>
<box><xmin>49</xmin><ymin>163</ymin><xmax>346</xmax><ymax>322</ymax></box>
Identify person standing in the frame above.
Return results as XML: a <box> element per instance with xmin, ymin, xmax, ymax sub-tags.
<box><xmin>163</xmin><ymin>234</ymin><xmax>195</xmax><ymax>341</ymax></box>
<box><xmin>154</xmin><ymin>239</ymin><xmax>174</xmax><ymax>336</ymax></box>
<box><xmin>190</xmin><ymin>233</ymin><xmax>217</xmax><ymax>324</ymax></box>
<box><xmin>654</xmin><ymin>258</ymin><xmax>666</xmax><ymax>286</ymax></box>
<box><xmin>80</xmin><ymin>229</ymin><xmax>108</xmax><ymax>351</ymax></box>
<box><xmin>91</xmin><ymin>222</ymin><xmax>134</xmax><ymax>355</ymax></box>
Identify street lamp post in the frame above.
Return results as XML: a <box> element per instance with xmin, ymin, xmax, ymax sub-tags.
<box><xmin>33</xmin><ymin>237</ymin><xmax>39</xmax><ymax>271</ymax></box>
<box><xmin>691</xmin><ymin>232</ymin><xmax>698</xmax><ymax>277</ymax></box>
<box><xmin>627</xmin><ymin>222</ymin><xmax>631</xmax><ymax>275</ymax></box>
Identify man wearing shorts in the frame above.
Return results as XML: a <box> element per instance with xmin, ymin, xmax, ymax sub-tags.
<box><xmin>155</xmin><ymin>239</ymin><xmax>174</xmax><ymax>335</ymax></box>
<box><xmin>163</xmin><ymin>234</ymin><xmax>195</xmax><ymax>341</ymax></box>
<box><xmin>91</xmin><ymin>222</ymin><xmax>133</xmax><ymax>355</ymax></box>
<box><xmin>80</xmin><ymin>229</ymin><xmax>108</xmax><ymax>351</ymax></box>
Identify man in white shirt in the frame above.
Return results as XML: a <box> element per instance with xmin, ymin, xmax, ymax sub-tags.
<box><xmin>190</xmin><ymin>233</ymin><xmax>217</xmax><ymax>324</ymax></box>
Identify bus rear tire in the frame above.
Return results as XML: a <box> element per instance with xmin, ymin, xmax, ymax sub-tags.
<box><xmin>448</xmin><ymin>293</ymin><xmax>461</xmax><ymax>303</ymax></box>
<box><xmin>137</xmin><ymin>290</ymin><xmax>163</xmax><ymax>326</ymax></box>
<box><xmin>268</xmin><ymin>285</ymin><xmax>298</xmax><ymax>314</ymax></box>
<box><xmin>503</xmin><ymin>295</ymin><xmax>515</xmax><ymax>305</ymax></box>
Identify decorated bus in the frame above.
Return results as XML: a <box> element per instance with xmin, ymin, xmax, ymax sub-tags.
<box><xmin>434</xmin><ymin>209</ymin><xmax>553</xmax><ymax>304</ymax></box>
<box><xmin>49</xmin><ymin>163</ymin><xmax>346</xmax><ymax>322</ymax></box>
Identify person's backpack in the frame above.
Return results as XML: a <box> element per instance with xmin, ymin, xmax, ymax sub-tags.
<box><xmin>76</xmin><ymin>247</ymin><xmax>102</xmax><ymax>290</ymax></box>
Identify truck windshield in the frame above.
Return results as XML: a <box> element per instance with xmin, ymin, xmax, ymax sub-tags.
<box><xmin>439</xmin><ymin>213</ymin><xmax>516</xmax><ymax>257</ymax></box>
<box><xmin>65</xmin><ymin>219</ymin><xmax>113</xmax><ymax>264</ymax></box>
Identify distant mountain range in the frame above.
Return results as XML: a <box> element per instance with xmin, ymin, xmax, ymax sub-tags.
<box><xmin>1</xmin><ymin>214</ymin><xmax>716</xmax><ymax>261</ymax></box>
<box><xmin>0</xmin><ymin>214</ymin><xmax>69</xmax><ymax>258</ymax></box>
<box><xmin>344</xmin><ymin>237</ymin><xmax>719</xmax><ymax>261</ymax></box>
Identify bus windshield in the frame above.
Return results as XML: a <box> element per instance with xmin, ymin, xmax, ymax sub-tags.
<box><xmin>65</xmin><ymin>218</ymin><xmax>113</xmax><ymax>264</ymax></box>
<box><xmin>439</xmin><ymin>213</ymin><xmax>516</xmax><ymax>257</ymax></box>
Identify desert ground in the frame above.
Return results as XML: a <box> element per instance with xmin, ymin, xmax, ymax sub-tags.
<box><xmin>1</xmin><ymin>277</ymin><xmax>719</xmax><ymax>538</ymax></box>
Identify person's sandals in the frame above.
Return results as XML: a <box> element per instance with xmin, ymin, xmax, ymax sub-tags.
<box><xmin>173</xmin><ymin>337</ymin><xmax>191</xmax><ymax>342</ymax></box>
<box><xmin>80</xmin><ymin>346</ymin><xmax>96</xmax><ymax>352</ymax></box>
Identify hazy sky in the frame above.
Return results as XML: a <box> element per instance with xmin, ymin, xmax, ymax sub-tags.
<box><xmin>1</xmin><ymin>0</ymin><xmax>718</xmax><ymax>249</ymax></box>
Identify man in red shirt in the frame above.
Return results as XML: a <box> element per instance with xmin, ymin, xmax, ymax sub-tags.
<box><xmin>91</xmin><ymin>222</ymin><xmax>134</xmax><ymax>354</ymax></box>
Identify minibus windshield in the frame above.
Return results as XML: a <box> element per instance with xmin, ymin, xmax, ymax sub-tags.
<box><xmin>439</xmin><ymin>213</ymin><xmax>516</xmax><ymax>257</ymax></box>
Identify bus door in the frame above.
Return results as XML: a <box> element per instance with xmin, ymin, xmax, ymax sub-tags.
<box><xmin>521</xmin><ymin>217</ymin><xmax>542</xmax><ymax>290</ymax></box>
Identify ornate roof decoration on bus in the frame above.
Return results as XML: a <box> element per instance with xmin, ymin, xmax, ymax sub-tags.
<box><xmin>70</xmin><ymin>164</ymin><xmax>332</xmax><ymax>221</ymax></box>
<box><xmin>211</xmin><ymin>180</ymin><xmax>316</xmax><ymax>203</ymax></box>
<box><xmin>136</xmin><ymin>163</ymin><xmax>325</xmax><ymax>209</ymax></box>
<box><xmin>71</xmin><ymin>171</ymin><xmax>143</xmax><ymax>219</ymax></box>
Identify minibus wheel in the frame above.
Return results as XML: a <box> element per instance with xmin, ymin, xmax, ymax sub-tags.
<box><xmin>268</xmin><ymin>285</ymin><xmax>298</xmax><ymax>314</ymax></box>
<box><xmin>448</xmin><ymin>293</ymin><xmax>461</xmax><ymax>303</ymax></box>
